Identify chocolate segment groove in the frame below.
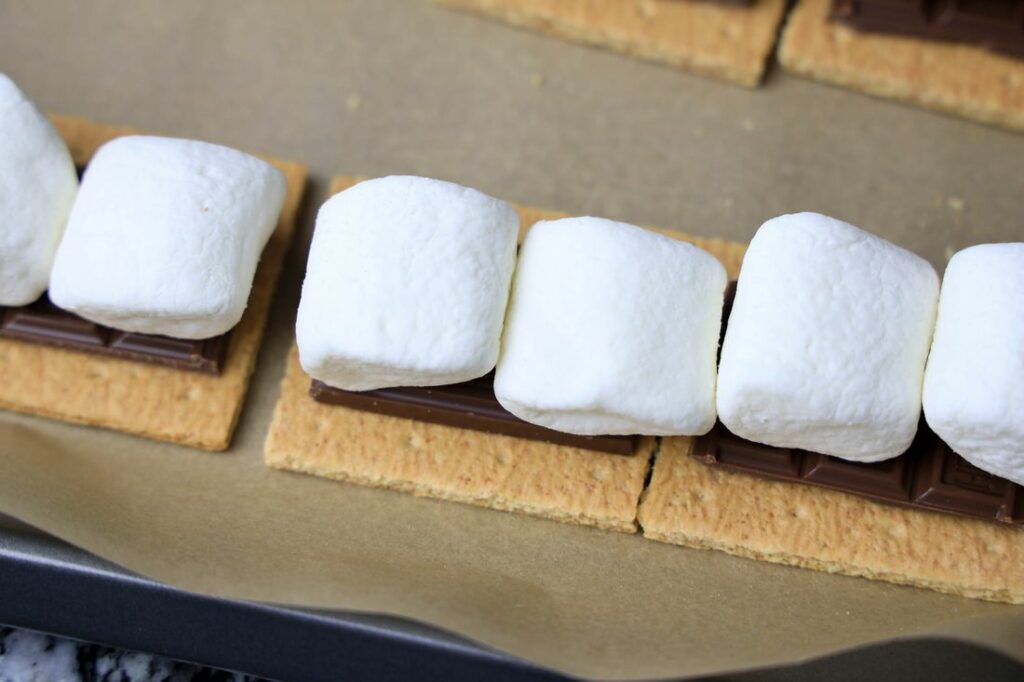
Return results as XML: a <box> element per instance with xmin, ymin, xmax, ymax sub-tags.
<box><xmin>309</xmin><ymin>374</ymin><xmax>639</xmax><ymax>456</ymax></box>
<box><xmin>0</xmin><ymin>294</ymin><xmax>229</xmax><ymax>375</ymax></box>
<box><xmin>693</xmin><ymin>422</ymin><xmax>1023</xmax><ymax>526</ymax></box>
<box><xmin>830</xmin><ymin>0</ymin><xmax>1024</xmax><ymax>59</ymax></box>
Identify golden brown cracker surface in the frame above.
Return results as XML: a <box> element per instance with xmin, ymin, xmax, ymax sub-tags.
<box><xmin>639</xmin><ymin>437</ymin><xmax>1024</xmax><ymax>604</ymax></box>
<box><xmin>266</xmin><ymin>346</ymin><xmax>656</xmax><ymax>531</ymax></box>
<box><xmin>436</xmin><ymin>0</ymin><xmax>789</xmax><ymax>87</ymax></box>
<box><xmin>0</xmin><ymin>115</ymin><xmax>307</xmax><ymax>451</ymax></box>
<box><xmin>264</xmin><ymin>175</ymin><xmax>746</xmax><ymax>530</ymax></box>
<box><xmin>779</xmin><ymin>0</ymin><xmax>1024</xmax><ymax>131</ymax></box>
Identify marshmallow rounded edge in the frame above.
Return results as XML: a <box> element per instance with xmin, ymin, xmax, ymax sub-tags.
<box><xmin>48</xmin><ymin>135</ymin><xmax>286</xmax><ymax>339</ymax></box>
<box><xmin>717</xmin><ymin>212</ymin><xmax>939</xmax><ymax>462</ymax></box>
<box><xmin>494</xmin><ymin>216</ymin><xmax>727</xmax><ymax>436</ymax></box>
<box><xmin>296</xmin><ymin>175</ymin><xmax>520</xmax><ymax>391</ymax></box>
<box><xmin>0</xmin><ymin>74</ymin><xmax>79</xmax><ymax>305</ymax></box>
<box><xmin>923</xmin><ymin>243</ymin><xmax>1024</xmax><ymax>485</ymax></box>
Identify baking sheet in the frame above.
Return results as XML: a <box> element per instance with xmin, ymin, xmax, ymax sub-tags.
<box><xmin>0</xmin><ymin>1</ymin><xmax>1022</xmax><ymax>679</ymax></box>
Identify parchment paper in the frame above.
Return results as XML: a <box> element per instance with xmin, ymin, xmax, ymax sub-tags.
<box><xmin>0</xmin><ymin>1</ymin><xmax>1022</xmax><ymax>679</ymax></box>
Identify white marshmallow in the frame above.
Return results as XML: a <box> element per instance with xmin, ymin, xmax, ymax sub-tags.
<box><xmin>923</xmin><ymin>244</ymin><xmax>1024</xmax><ymax>485</ymax></box>
<box><xmin>717</xmin><ymin>212</ymin><xmax>939</xmax><ymax>461</ymax></box>
<box><xmin>494</xmin><ymin>217</ymin><xmax>727</xmax><ymax>436</ymax></box>
<box><xmin>0</xmin><ymin>74</ymin><xmax>78</xmax><ymax>305</ymax></box>
<box><xmin>49</xmin><ymin>136</ymin><xmax>285</xmax><ymax>339</ymax></box>
<box><xmin>296</xmin><ymin>175</ymin><xmax>519</xmax><ymax>391</ymax></box>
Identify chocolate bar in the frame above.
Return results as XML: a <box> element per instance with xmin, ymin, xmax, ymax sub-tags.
<box><xmin>694</xmin><ymin>422</ymin><xmax>1024</xmax><ymax>526</ymax></box>
<box><xmin>830</xmin><ymin>0</ymin><xmax>1024</xmax><ymax>59</ymax></box>
<box><xmin>0</xmin><ymin>294</ymin><xmax>228</xmax><ymax>374</ymax></box>
<box><xmin>310</xmin><ymin>375</ymin><xmax>639</xmax><ymax>455</ymax></box>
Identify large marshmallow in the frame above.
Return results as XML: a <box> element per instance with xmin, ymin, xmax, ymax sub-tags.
<box><xmin>717</xmin><ymin>212</ymin><xmax>939</xmax><ymax>461</ymax></box>
<box><xmin>494</xmin><ymin>217</ymin><xmax>727</xmax><ymax>436</ymax></box>
<box><xmin>0</xmin><ymin>74</ymin><xmax>78</xmax><ymax>305</ymax></box>
<box><xmin>923</xmin><ymin>244</ymin><xmax>1024</xmax><ymax>485</ymax></box>
<box><xmin>296</xmin><ymin>175</ymin><xmax>519</xmax><ymax>391</ymax></box>
<box><xmin>49</xmin><ymin>136</ymin><xmax>285</xmax><ymax>339</ymax></box>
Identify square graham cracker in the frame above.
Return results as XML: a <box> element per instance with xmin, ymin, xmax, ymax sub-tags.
<box><xmin>639</xmin><ymin>437</ymin><xmax>1024</xmax><ymax>604</ymax></box>
<box><xmin>436</xmin><ymin>0</ymin><xmax>789</xmax><ymax>87</ymax></box>
<box><xmin>0</xmin><ymin>115</ymin><xmax>307</xmax><ymax>451</ymax></box>
<box><xmin>263</xmin><ymin>175</ymin><xmax>747</xmax><ymax>532</ymax></box>
<box><xmin>779</xmin><ymin>0</ymin><xmax>1024</xmax><ymax>132</ymax></box>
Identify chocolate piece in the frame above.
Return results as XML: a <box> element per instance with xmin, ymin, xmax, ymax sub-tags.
<box><xmin>309</xmin><ymin>375</ymin><xmax>639</xmax><ymax>455</ymax></box>
<box><xmin>831</xmin><ymin>0</ymin><xmax>1024</xmax><ymax>59</ymax></box>
<box><xmin>694</xmin><ymin>422</ymin><xmax>1023</xmax><ymax>526</ymax></box>
<box><xmin>0</xmin><ymin>294</ymin><xmax>228</xmax><ymax>374</ymax></box>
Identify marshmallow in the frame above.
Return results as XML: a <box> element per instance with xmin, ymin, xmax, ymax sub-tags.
<box><xmin>0</xmin><ymin>74</ymin><xmax>78</xmax><ymax>305</ymax></box>
<box><xmin>49</xmin><ymin>136</ymin><xmax>285</xmax><ymax>339</ymax></box>
<box><xmin>296</xmin><ymin>175</ymin><xmax>519</xmax><ymax>391</ymax></box>
<box><xmin>923</xmin><ymin>244</ymin><xmax>1024</xmax><ymax>485</ymax></box>
<box><xmin>494</xmin><ymin>217</ymin><xmax>727</xmax><ymax>436</ymax></box>
<box><xmin>717</xmin><ymin>212</ymin><xmax>939</xmax><ymax>461</ymax></box>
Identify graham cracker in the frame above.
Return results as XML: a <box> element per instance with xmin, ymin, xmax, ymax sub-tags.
<box><xmin>0</xmin><ymin>115</ymin><xmax>307</xmax><ymax>451</ymax></box>
<box><xmin>263</xmin><ymin>175</ymin><xmax>746</xmax><ymax>531</ymax></box>
<box><xmin>778</xmin><ymin>0</ymin><xmax>1024</xmax><ymax>132</ymax></box>
<box><xmin>639</xmin><ymin>437</ymin><xmax>1024</xmax><ymax>604</ymax></box>
<box><xmin>435</xmin><ymin>0</ymin><xmax>789</xmax><ymax>87</ymax></box>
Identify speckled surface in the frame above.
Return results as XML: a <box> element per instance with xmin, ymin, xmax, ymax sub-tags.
<box><xmin>0</xmin><ymin>627</ymin><xmax>262</xmax><ymax>682</ymax></box>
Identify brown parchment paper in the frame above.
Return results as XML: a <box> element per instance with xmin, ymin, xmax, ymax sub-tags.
<box><xmin>0</xmin><ymin>1</ymin><xmax>1022</xmax><ymax>679</ymax></box>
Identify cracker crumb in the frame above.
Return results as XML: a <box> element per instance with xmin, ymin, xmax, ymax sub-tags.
<box><xmin>529</xmin><ymin>73</ymin><xmax>545</xmax><ymax>88</ymax></box>
<box><xmin>741</xmin><ymin>118</ymin><xmax>756</xmax><ymax>132</ymax></box>
<box><xmin>945</xmin><ymin>196</ymin><xmax>966</xmax><ymax>212</ymax></box>
<box><xmin>345</xmin><ymin>94</ymin><xmax>362</xmax><ymax>111</ymax></box>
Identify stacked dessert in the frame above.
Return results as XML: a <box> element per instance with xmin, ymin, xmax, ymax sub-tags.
<box><xmin>270</xmin><ymin>174</ymin><xmax>1021</xmax><ymax>602</ymax></box>
<box><xmin>0</xmin><ymin>74</ymin><xmax>305</xmax><ymax>448</ymax></box>
<box><xmin>296</xmin><ymin>176</ymin><xmax>728</xmax><ymax>442</ymax></box>
<box><xmin>289</xmin><ymin>175</ymin><xmax>1022</xmax><ymax>487</ymax></box>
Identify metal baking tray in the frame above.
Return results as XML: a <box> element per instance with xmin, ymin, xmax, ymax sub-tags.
<box><xmin>1</xmin><ymin>513</ymin><xmax>1021</xmax><ymax>682</ymax></box>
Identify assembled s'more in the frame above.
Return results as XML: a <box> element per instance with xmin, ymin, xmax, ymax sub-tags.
<box><xmin>267</xmin><ymin>172</ymin><xmax>1022</xmax><ymax>604</ymax></box>
<box><xmin>643</xmin><ymin>214</ymin><xmax>1022</xmax><ymax>604</ymax></box>
<box><xmin>267</xmin><ymin>175</ymin><xmax>719</xmax><ymax>532</ymax></box>
<box><xmin>0</xmin><ymin>74</ymin><xmax>307</xmax><ymax>449</ymax></box>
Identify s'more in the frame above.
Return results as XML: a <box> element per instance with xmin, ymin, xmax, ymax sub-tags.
<box><xmin>264</xmin><ymin>175</ymin><xmax>1022</xmax><ymax>604</ymax></box>
<box><xmin>641</xmin><ymin>213</ymin><xmax>1023</xmax><ymax>604</ymax></box>
<box><xmin>265</xmin><ymin>175</ymin><xmax>743</xmax><ymax>532</ymax></box>
<box><xmin>0</xmin><ymin>76</ymin><xmax>307</xmax><ymax>450</ymax></box>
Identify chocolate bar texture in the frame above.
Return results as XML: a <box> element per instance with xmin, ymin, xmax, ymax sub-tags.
<box><xmin>0</xmin><ymin>294</ymin><xmax>228</xmax><ymax>374</ymax></box>
<box><xmin>831</xmin><ymin>0</ymin><xmax>1024</xmax><ymax>58</ymax></box>
<box><xmin>694</xmin><ymin>422</ymin><xmax>1023</xmax><ymax>526</ymax></box>
<box><xmin>310</xmin><ymin>375</ymin><xmax>638</xmax><ymax>455</ymax></box>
